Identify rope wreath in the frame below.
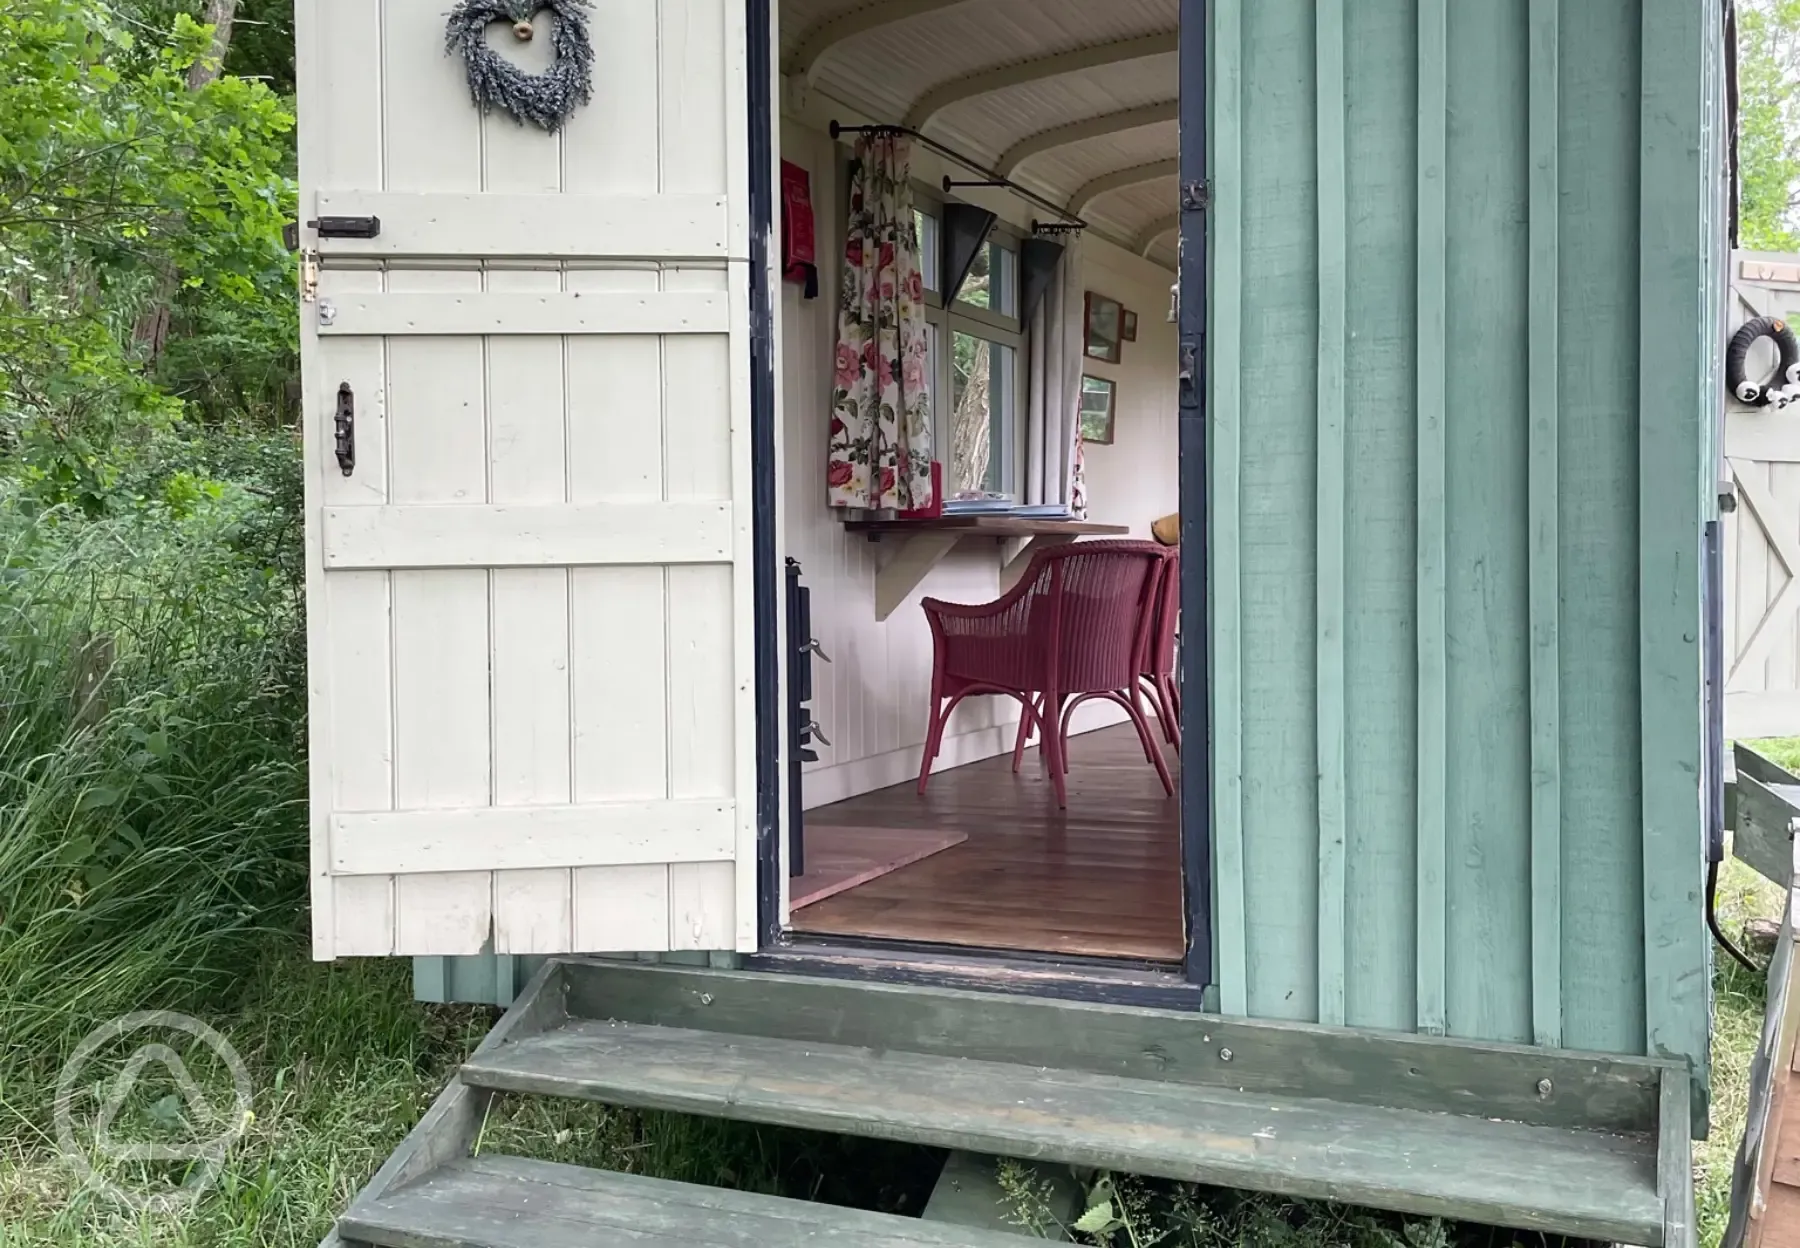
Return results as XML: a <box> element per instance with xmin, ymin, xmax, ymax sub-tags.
<box><xmin>445</xmin><ymin>0</ymin><xmax>595</xmax><ymax>134</ymax></box>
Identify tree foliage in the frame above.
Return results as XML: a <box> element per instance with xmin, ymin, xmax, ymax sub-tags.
<box><xmin>1739</xmin><ymin>0</ymin><xmax>1800</xmax><ymax>251</ymax></box>
<box><xmin>0</xmin><ymin>0</ymin><xmax>295</xmax><ymax>514</ymax></box>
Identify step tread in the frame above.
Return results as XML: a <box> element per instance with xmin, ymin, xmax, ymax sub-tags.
<box><xmin>339</xmin><ymin>1153</ymin><xmax>1040</xmax><ymax>1248</ymax></box>
<box><xmin>459</xmin><ymin>1018</ymin><xmax>1664</xmax><ymax>1245</ymax></box>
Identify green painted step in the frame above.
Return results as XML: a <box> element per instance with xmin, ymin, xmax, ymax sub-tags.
<box><xmin>339</xmin><ymin>1153</ymin><xmax>1039</xmax><ymax>1248</ymax></box>
<box><xmin>458</xmin><ymin>1015</ymin><xmax>1664</xmax><ymax>1246</ymax></box>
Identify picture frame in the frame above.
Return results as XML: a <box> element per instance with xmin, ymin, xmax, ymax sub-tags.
<box><xmin>1079</xmin><ymin>375</ymin><xmax>1117</xmax><ymax>445</ymax></box>
<box><xmin>1121</xmin><ymin>309</ymin><xmax>1139</xmax><ymax>342</ymax></box>
<box><xmin>1084</xmin><ymin>291</ymin><xmax>1123</xmax><ymax>364</ymax></box>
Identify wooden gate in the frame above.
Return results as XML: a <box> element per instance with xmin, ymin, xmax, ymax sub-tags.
<box><xmin>1727</xmin><ymin>253</ymin><xmax>1800</xmax><ymax>739</ymax></box>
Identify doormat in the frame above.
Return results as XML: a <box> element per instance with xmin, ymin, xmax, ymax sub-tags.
<box><xmin>791</xmin><ymin>825</ymin><xmax>969</xmax><ymax>910</ymax></box>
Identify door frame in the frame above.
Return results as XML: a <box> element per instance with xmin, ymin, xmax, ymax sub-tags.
<box><xmin>744</xmin><ymin>0</ymin><xmax>1215</xmax><ymax>995</ymax></box>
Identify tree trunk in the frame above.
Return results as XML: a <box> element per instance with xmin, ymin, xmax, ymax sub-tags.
<box><xmin>187</xmin><ymin>0</ymin><xmax>240</xmax><ymax>89</ymax></box>
<box><xmin>134</xmin><ymin>0</ymin><xmax>241</xmax><ymax>359</ymax></box>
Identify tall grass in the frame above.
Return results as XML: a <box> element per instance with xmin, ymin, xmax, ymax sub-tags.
<box><xmin>0</xmin><ymin>445</ymin><xmax>309</xmax><ymax>1123</ymax></box>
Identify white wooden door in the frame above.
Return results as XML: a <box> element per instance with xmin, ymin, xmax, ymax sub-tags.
<box><xmin>1726</xmin><ymin>253</ymin><xmax>1800</xmax><ymax>739</ymax></box>
<box><xmin>297</xmin><ymin>0</ymin><xmax>757</xmax><ymax>958</ymax></box>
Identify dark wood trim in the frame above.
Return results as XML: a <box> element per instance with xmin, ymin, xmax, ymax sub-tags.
<box><xmin>747</xmin><ymin>0</ymin><xmax>783</xmax><ymax>951</ymax></box>
<box><xmin>744</xmin><ymin>943</ymin><xmax>1208</xmax><ymax>1011</ymax></box>
<box><xmin>1176</xmin><ymin>0</ymin><xmax>1215</xmax><ymax>987</ymax></box>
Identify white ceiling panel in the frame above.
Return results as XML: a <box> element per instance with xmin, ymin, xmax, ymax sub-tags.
<box><xmin>777</xmin><ymin>0</ymin><xmax>1180</xmax><ymax>267</ymax></box>
<box><xmin>1083</xmin><ymin>175</ymin><xmax>1177</xmax><ymax>242</ymax></box>
<box><xmin>1012</xmin><ymin>119</ymin><xmax>1179</xmax><ymax>208</ymax></box>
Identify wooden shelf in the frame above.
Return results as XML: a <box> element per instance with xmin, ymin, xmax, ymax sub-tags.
<box><xmin>844</xmin><ymin>516</ymin><xmax>1129</xmax><ymax>620</ymax></box>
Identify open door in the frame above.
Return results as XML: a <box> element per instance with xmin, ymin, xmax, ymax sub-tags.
<box><xmin>297</xmin><ymin>0</ymin><xmax>759</xmax><ymax>959</ymax></box>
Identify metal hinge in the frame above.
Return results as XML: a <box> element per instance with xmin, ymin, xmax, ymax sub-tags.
<box><xmin>300</xmin><ymin>250</ymin><xmax>320</xmax><ymax>303</ymax></box>
<box><xmin>1180</xmin><ymin>180</ymin><xmax>1211</xmax><ymax>212</ymax></box>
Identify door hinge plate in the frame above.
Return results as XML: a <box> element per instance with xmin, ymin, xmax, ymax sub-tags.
<box><xmin>1180</xmin><ymin>180</ymin><xmax>1211</xmax><ymax>212</ymax></box>
<box><xmin>300</xmin><ymin>250</ymin><xmax>320</xmax><ymax>302</ymax></box>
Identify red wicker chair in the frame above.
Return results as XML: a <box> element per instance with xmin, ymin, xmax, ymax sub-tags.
<box><xmin>917</xmin><ymin>540</ymin><xmax>1173</xmax><ymax>808</ymax></box>
<box><xmin>1137</xmin><ymin>549</ymin><xmax>1181</xmax><ymax>751</ymax></box>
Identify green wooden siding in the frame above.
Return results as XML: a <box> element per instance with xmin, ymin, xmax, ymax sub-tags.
<box><xmin>1209</xmin><ymin>0</ymin><xmax>1720</xmax><ymax>1091</ymax></box>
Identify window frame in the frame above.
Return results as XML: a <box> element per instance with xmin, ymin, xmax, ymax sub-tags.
<box><xmin>914</xmin><ymin>185</ymin><xmax>1026</xmax><ymax>500</ymax></box>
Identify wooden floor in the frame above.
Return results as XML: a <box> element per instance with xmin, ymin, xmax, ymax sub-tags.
<box><xmin>791</xmin><ymin>724</ymin><xmax>1184</xmax><ymax>961</ymax></box>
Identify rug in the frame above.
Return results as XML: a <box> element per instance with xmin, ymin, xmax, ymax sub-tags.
<box><xmin>791</xmin><ymin>825</ymin><xmax>969</xmax><ymax>910</ymax></box>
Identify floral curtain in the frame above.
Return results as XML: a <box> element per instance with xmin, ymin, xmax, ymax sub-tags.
<box><xmin>827</xmin><ymin>134</ymin><xmax>934</xmax><ymax>511</ymax></box>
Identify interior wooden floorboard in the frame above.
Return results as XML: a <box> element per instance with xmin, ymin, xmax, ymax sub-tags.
<box><xmin>790</xmin><ymin>723</ymin><xmax>1185</xmax><ymax>962</ymax></box>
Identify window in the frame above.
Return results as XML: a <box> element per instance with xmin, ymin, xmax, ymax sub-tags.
<box><xmin>950</xmin><ymin>332</ymin><xmax>1016</xmax><ymax>495</ymax></box>
<box><xmin>914</xmin><ymin>209</ymin><xmax>940</xmax><ymax>294</ymax></box>
<box><xmin>916</xmin><ymin>192</ymin><xmax>1024</xmax><ymax>499</ymax></box>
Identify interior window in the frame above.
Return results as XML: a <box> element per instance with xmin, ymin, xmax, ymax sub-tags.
<box><xmin>914</xmin><ymin>210</ymin><xmax>940</xmax><ymax>294</ymax></box>
<box><xmin>916</xmin><ymin>200</ymin><xmax>1023</xmax><ymax>499</ymax></box>
<box><xmin>958</xmin><ymin>243</ymin><xmax>992</xmax><ymax>310</ymax></box>
<box><xmin>949</xmin><ymin>333</ymin><xmax>1014</xmax><ymax>496</ymax></box>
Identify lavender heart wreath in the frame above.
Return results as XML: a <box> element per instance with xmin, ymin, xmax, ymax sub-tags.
<box><xmin>444</xmin><ymin>0</ymin><xmax>595</xmax><ymax>134</ymax></box>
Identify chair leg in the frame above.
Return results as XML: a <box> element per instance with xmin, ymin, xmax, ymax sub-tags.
<box><xmin>1121</xmin><ymin>693</ymin><xmax>1175</xmax><ymax>797</ymax></box>
<box><xmin>1012</xmin><ymin>696</ymin><xmax>1038</xmax><ymax>773</ymax></box>
<box><xmin>918</xmin><ymin>685</ymin><xmax>960</xmax><ymax>795</ymax></box>
<box><xmin>1045</xmin><ymin>696</ymin><xmax>1069</xmax><ymax>809</ymax></box>
<box><xmin>1142</xmin><ymin>674</ymin><xmax>1178</xmax><ymax>752</ymax></box>
<box><xmin>1158</xmin><ymin>675</ymin><xmax>1182</xmax><ymax>752</ymax></box>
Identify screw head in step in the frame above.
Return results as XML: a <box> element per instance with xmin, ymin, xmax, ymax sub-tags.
<box><xmin>700</xmin><ymin>993</ymin><xmax>714</xmax><ymax>1006</ymax></box>
<box><xmin>1218</xmin><ymin>1047</ymin><xmax>1233</xmax><ymax>1062</ymax></box>
<box><xmin>1536</xmin><ymin>1078</ymin><xmax>1553</xmax><ymax>1098</ymax></box>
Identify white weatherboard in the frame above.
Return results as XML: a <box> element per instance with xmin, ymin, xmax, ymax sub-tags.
<box><xmin>296</xmin><ymin>0</ymin><xmax>756</xmax><ymax>958</ymax></box>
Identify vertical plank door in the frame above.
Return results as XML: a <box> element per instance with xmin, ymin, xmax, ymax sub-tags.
<box><xmin>296</xmin><ymin>0</ymin><xmax>756</xmax><ymax>958</ymax></box>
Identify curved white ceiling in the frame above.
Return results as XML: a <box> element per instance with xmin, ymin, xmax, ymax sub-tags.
<box><xmin>783</xmin><ymin>0</ymin><xmax>1182</xmax><ymax>268</ymax></box>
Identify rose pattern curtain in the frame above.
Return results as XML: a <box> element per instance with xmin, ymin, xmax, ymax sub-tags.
<box><xmin>826</xmin><ymin>134</ymin><xmax>934</xmax><ymax>511</ymax></box>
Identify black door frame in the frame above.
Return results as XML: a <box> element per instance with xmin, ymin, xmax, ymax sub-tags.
<box><xmin>745</xmin><ymin>0</ymin><xmax>1214</xmax><ymax>993</ymax></box>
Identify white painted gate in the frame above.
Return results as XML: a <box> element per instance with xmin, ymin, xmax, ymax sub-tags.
<box><xmin>297</xmin><ymin>0</ymin><xmax>757</xmax><ymax>958</ymax></box>
<box><xmin>1726</xmin><ymin>253</ymin><xmax>1800</xmax><ymax>739</ymax></box>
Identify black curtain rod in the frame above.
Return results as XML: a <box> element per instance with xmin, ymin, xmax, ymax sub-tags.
<box><xmin>829</xmin><ymin>119</ymin><xmax>1087</xmax><ymax>230</ymax></box>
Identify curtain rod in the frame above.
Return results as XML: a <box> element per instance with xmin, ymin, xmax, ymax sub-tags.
<box><xmin>829</xmin><ymin>120</ymin><xmax>1088</xmax><ymax>230</ymax></box>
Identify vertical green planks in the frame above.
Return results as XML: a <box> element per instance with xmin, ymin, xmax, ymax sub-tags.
<box><xmin>1210</xmin><ymin>0</ymin><xmax>1711</xmax><ymax>1083</ymax></box>
<box><xmin>1235</xmin><ymin>0</ymin><xmax>1319</xmax><ymax>1022</ymax></box>
<box><xmin>1413</xmin><ymin>0</ymin><xmax>1448</xmax><ymax>1038</ymax></box>
<box><xmin>1637</xmin><ymin>0</ymin><xmax>1710</xmax><ymax>1107</ymax></box>
<box><xmin>1525</xmin><ymin>0</ymin><xmax>1561</xmax><ymax>1051</ymax></box>
<box><xmin>1553</xmin><ymin>0</ymin><xmax>1645</xmax><ymax>1058</ymax></box>
<box><xmin>1209</xmin><ymin>0</ymin><xmax>1249</xmax><ymax>1015</ymax></box>
<box><xmin>1314</xmin><ymin>0</ymin><xmax>1348</xmax><ymax>1029</ymax></box>
<box><xmin>1443</xmin><ymin>0</ymin><xmax>1532</xmax><ymax>1045</ymax></box>
<box><xmin>1342</xmin><ymin>0</ymin><xmax>1418</xmax><ymax>1033</ymax></box>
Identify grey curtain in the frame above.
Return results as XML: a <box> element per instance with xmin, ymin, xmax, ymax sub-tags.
<box><xmin>1023</xmin><ymin>236</ymin><xmax>1085</xmax><ymax>511</ymax></box>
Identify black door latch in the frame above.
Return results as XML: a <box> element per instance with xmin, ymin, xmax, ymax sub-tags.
<box><xmin>335</xmin><ymin>383</ymin><xmax>355</xmax><ymax>476</ymax></box>
<box><xmin>308</xmin><ymin>215</ymin><xmax>382</xmax><ymax>240</ymax></box>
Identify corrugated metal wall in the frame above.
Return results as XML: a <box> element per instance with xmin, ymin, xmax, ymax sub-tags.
<box><xmin>1207</xmin><ymin>0</ymin><xmax>1723</xmax><ymax>1086</ymax></box>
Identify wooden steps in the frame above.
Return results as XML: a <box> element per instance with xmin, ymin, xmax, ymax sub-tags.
<box><xmin>340</xmin><ymin>1154</ymin><xmax>1040</xmax><ymax>1247</ymax></box>
<box><xmin>459</xmin><ymin>1016</ymin><xmax>1663</xmax><ymax>1244</ymax></box>
<box><xmin>330</xmin><ymin>958</ymin><xmax>1695</xmax><ymax>1248</ymax></box>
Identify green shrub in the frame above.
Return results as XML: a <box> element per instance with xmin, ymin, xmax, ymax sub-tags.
<box><xmin>0</xmin><ymin>449</ymin><xmax>307</xmax><ymax>1121</ymax></box>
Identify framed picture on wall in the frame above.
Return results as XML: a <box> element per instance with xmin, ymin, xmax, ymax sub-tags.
<box><xmin>1122</xmin><ymin>309</ymin><xmax>1139</xmax><ymax>342</ymax></box>
<box><xmin>1080</xmin><ymin>375</ymin><xmax>1117</xmax><ymax>445</ymax></box>
<box><xmin>1084</xmin><ymin>292</ymin><xmax>1123</xmax><ymax>363</ymax></box>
